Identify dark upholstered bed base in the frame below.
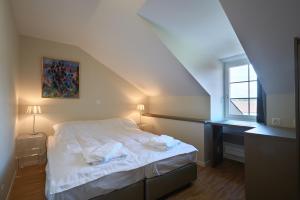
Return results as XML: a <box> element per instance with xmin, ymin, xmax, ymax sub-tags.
<box><xmin>90</xmin><ymin>180</ymin><xmax>144</xmax><ymax>200</ymax></box>
<box><xmin>89</xmin><ymin>163</ymin><xmax>197</xmax><ymax>200</ymax></box>
<box><xmin>145</xmin><ymin>163</ymin><xmax>197</xmax><ymax>200</ymax></box>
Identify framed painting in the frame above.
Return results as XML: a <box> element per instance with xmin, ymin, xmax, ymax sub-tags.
<box><xmin>42</xmin><ymin>57</ymin><xmax>79</xmax><ymax>98</ymax></box>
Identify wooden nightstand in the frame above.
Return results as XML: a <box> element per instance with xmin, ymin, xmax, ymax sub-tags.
<box><xmin>16</xmin><ymin>132</ymin><xmax>47</xmax><ymax>168</ymax></box>
<box><xmin>138</xmin><ymin>123</ymin><xmax>153</xmax><ymax>132</ymax></box>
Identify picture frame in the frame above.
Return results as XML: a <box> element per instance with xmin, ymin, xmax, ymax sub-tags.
<box><xmin>41</xmin><ymin>57</ymin><xmax>80</xmax><ymax>98</ymax></box>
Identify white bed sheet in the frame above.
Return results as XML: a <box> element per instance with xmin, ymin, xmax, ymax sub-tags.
<box><xmin>46</xmin><ymin>152</ymin><xmax>197</xmax><ymax>200</ymax></box>
<box><xmin>145</xmin><ymin>151</ymin><xmax>197</xmax><ymax>178</ymax></box>
<box><xmin>46</xmin><ymin>164</ymin><xmax>145</xmax><ymax>200</ymax></box>
<box><xmin>46</xmin><ymin>118</ymin><xmax>198</xmax><ymax>199</ymax></box>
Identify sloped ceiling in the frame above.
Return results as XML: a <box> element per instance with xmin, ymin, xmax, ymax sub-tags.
<box><xmin>139</xmin><ymin>0</ymin><xmax>244</xmax><ymax>96</ymax></box>
<box><xmin>13</xmin><ymin>0</ymin><xmax>295</xmax><ymax>99</ymax></box>
<box><xmin>139</xmin><ymin>0</ymin><xmax>246</xmax><ymax>120</ymax></box>
<box><xmin>11</xmin><ymin>0</ymin><xmax>207</xmax><ymax>96</ymax></box>
<box><xmin>139</xmin><ymin>0</ymin><xmax>243</xmax><ymax>64</ymax></box>
<box><xmin>220</xmin><ymin>0</ymin><xmax>300</xmax><ymax>94</ymax></box>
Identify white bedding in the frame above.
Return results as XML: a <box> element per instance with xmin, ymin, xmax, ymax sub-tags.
<box><xmin>46</xmin><ymin>118</ymin><xmax>198</xmax><ymax>198</ymax></box>
<box><xmin>77</xmin><ymin>135</ymin><xmax>126</xmax><ymax>165</ymax></box>
<box><xmin>46</xmin><ymin>152</ymin><xmax>197</xmax><ymax>200</ymax></box>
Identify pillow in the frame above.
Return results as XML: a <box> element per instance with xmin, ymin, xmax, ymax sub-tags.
<box><xmin>53</xmin><ymin>120</ymin><xmax>100</xmax><ymax>133</ymax></box>
<box><xmin>52</xmin><ymin>118</ymin><xmax>138</xmax><ymax>135</ymax></box>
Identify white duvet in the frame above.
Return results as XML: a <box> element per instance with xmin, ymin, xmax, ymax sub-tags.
<box><xmin>46</xmin><ymin>118</ymin><xmax>197</xmax><ymax>197</ymax></box>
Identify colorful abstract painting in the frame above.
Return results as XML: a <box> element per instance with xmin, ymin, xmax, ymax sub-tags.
<box><xmin>42</xmin><ymin>57</ymin><xmax>79</xmax><ymax>98</ymax></box>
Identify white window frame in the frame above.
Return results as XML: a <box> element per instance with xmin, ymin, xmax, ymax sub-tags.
<box><xmin>223</xmin><ymin>55</ymin><xmax>256</xmax><ymax>121</ymax></box>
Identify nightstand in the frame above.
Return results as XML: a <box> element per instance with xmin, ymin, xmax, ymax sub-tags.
<box><xmin>138</xmin><ymin>123</ymin><xmax>153</xmax><ymax>132</ymax></box>
<box><xmin>16</xmin><ymin>132</ymin><xmax>47</xmax><ymax>168</ymax></box>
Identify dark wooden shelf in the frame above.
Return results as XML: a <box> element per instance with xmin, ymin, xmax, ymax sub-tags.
<box><xmin>142</xmin><ymin>113</ymin><xmax>208</xmax><ymax>124</ymax></box>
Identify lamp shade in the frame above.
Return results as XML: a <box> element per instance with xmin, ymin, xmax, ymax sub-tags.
<box><xmin>137</xmin><ymin>104</ymin><xmax>145</xmax><ymax>111</ymax></box>
<box><xmin>26</xmin><ymin>105</ymin><xmax>42</xmax><ymax>115</ymax></box>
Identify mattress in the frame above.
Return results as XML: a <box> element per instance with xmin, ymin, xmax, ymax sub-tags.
<box><xmin>46</xmin><ymin>118</ymin><xmax>198</xmax><ymax>200</ymax></box>
<box><xmin>47</xmin><ymin>151</ymin><xmax>197</xmax><ymax>200</ymax></box>
<box><xmin>145</xmin><ymin>151</ymin><xmax>197</xmax><ymax>178</ymax></box>
<box><xmin>46</xmin><ymin>165</ymin><xmax>145</xmax><ymax>200</ymax></box>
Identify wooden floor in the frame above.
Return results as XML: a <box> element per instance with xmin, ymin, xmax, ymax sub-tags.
<box><xmin>9</xmin><ymin>159</ymin><xmax>245</xmax><ymax>200</ymax></box>
<box><xmin>10</xmin><ymin>164</ymin><xmax>46</xmax><ymax>200</ymax></box>
<box><xmin>167</xmin><ymin>160</ymin><xmax>245</xmax><ymax>200</ymax></box>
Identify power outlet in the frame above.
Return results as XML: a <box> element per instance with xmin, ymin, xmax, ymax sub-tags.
<box><xmin>272</xmin><ymin>118</ymin><xmax>281</xmax><ymax>126</ymax></box>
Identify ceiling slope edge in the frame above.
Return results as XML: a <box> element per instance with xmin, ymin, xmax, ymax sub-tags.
<box><xmin>138</xmin><ymin>15</ymin><xmax>216</xmax><ymax>97</ymax></box>
<box><xmin>220</xmin><ymin>0</ymin><xmax>300</xmax><ymax>94</ymax></box>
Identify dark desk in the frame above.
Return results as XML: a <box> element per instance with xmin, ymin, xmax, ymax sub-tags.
<box><xmin>208</xmin><ymin>120</ymin><xmax>259</xmax><ymax>128</ymax></box>
<box><xmin>244</xmin><ymin>126</ymin><xmax>296</xmax><ymax>199</ymax></box>
<box><xmin>245</xmin><ymin>125</ymin><xmax>296</xmax><ymax>139</ymax></box>
<box><xmin>207</xmin><ymin>120</ymin><xmax>260</xmax><ymax>167</ymax></box>
<box><xmin>207</xmin><ymin>120</ymin><xmax>296</xmax><ymax>167</ymax></box>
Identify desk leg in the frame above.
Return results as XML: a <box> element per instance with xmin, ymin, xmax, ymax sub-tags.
<box><xmin>212</xmin><ymin>125</ymin><xmax>223</xmax><ymax>167</ymax></box>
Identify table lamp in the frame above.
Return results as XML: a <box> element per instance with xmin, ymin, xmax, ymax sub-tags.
<box><xmin>137</xmin><ymin>104</ymin><xmax>145</xmax><ymax>124</ymax></box>
<box><xmin>26</xmin><ymin>105</ymin><xmax>42</xmax><ymax>135</ymax></box>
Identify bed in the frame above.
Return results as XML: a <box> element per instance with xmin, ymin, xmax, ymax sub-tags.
<box><xmin>46</xmin><ymin>118</ymin><xmax>198</xmax><ymax>200</ymax></box>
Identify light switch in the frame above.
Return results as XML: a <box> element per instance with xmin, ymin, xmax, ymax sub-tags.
<box><xmin>96</xmin><ymin>100</ymin><xmax>101</xmax><ymax>105</ymax></box>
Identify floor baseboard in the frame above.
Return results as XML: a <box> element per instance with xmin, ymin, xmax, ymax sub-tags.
<box><xmin>197</xmin><ymin>160</ymin><xmax>210</xmax><ymax>167</ymax></box>
<box><xmin>6</xmin><ymin>170</ymin><xmax>16</xmax><ymax>200</ymax></box>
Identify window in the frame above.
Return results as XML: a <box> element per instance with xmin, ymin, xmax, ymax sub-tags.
<box><xmin>224</xmin><ymin>59</ymin><xmax>258</xmax><ymax>120</ymax></box>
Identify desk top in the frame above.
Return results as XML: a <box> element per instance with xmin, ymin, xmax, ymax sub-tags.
<box><xmin>208</xmin><ymin>120</ymin><xmax>296</xmax><ymax>140</ymax></box>
<box><xmin>245</xmin><ymin>126</ymin><xmax>296</xmax><ymax>139</ymax></box>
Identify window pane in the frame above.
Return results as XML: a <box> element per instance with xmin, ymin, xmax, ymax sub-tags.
<box><xmin>249</xmin><ymin>98</ymin><xmax>257</xmax><ymax>116</ymax></box>
<box><xmin>230</xmin><ymin>82</ymin><xmax>248</xmax><ymax>98</ymax></box>
<box><xmin>229</xmin><ymin>98</ymin><xmax>249</xmax><ymax>115</ymax></box>
<box><xmin>249</xmin><ymin>65</ymin><xmax>257</xmax><ymax>81</ymax></box>
<box><xmin>229</xmin><ymin>65</ymin><xmax>248</xmax><ymax>83</ymax></box>
<box><xmin>250</xmin><ymin>81</ymin><xmax>257</xmax><ymax>98</ymax></box>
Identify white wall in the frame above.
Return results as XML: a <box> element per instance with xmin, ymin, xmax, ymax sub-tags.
<box><xmin>220</xmin><ymin>0</ymin><xmax>300</xmax><ymax>94</ymax></box>
<box><xmin>267</xmin><ymin>94</ymin><xmax>295</xmax><ymax>128</ymax></box>
<box><xmin>0</xmin><ymin>0</ymin><xmax>19</xmax><ymax>199</ymax></box>
<box><xmin>143</xmin><ymin>116</ymin><xmax>211</xmax><ymax>166</ymax></box>
<box><xmin>12</xmin><ymin>0</ymin><xmax>208</xmax><ymax>97</ymax></box>
<box><xmin>138</xmin><ymin>0</ymin><xmax>247</xmax><ymax>121</ymax></box>
<box><xmin>220</xmin><ymin>0</ymin><xmax>299</xmax><ymax>128</ymax></box>
<box><xmin>17</xmin><ymin>36</ymin><xmax>147</xmax><ymax>135</ymax></box>
<box><xmin>145</xmin><ymin>94</ymin><xmax>211</xmax><ymax>166</ymax></box>
<box><xmin>140</xmin><ymin>16</ymin><xmax>223</xmax><ymax>121</ymax></box>
<box><xmin>148</xmin><ymin>96</ymin><xmax>210</xmax><ymax>119</ymax></box>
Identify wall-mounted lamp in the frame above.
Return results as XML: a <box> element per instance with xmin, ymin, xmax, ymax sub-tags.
<box><xmin>26</xmin><ymin>105</ymin><xmax>42</xmax><ymax>135</ymax></box>
<box><xmin>137</xmin><ymin>104</ymin><xmax>145</xmax><ymax>124</ymax></box>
